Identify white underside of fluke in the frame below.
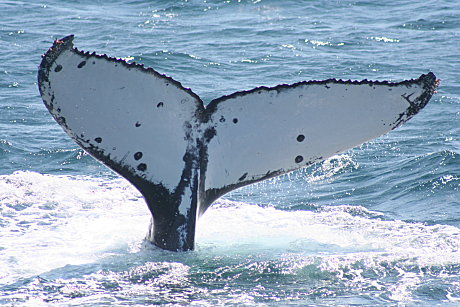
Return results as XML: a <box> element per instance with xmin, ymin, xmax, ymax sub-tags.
<box><xmin>41</xmin><ymin>48</ymin><xmax>201</xmax><ymax>191</ymax></box>
<box><xmin>205</xmin><ymin>81</ymin><xmax>425</xmax><ymax>190</ymax></box>
<box><xmin>38</xmin><ymin>35</ymin><xmax>437</xmax><ymax>251</ymax></box>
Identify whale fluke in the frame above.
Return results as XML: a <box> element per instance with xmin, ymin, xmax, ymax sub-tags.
<box><xmin>38</xmin><ymin>35</ymin><xmax>438</xmax><ymax>251</ymax></box>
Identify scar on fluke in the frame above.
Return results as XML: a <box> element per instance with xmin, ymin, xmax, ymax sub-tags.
<box><xmin>238</xmin><ymin>172</ymin><xmax>248</xmax><ymax>181</ymax></box>
<box><xmin>37</xmin><ymin>35</ymin><xmax>438</xmax><ymax>252</ymax></box>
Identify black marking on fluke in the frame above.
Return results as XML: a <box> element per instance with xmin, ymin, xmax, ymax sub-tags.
<box><xmin>295</xmin><ymin>155</ymin><xmax>304</xmax><ymax>163</ymax></box>
<box><xmin>137</xmin><ymin>163</ymin><xmax>147</xmax><ymax>171</ymax></box>
<box><xmin>134</xmin><ymin>152</ymin><xmax>143</xmax><ymax>160</ymax></box>
<box><xmin>38</xmin><ymin>35</ymin><xmax>438</xmax><ymax>252</ymax></box>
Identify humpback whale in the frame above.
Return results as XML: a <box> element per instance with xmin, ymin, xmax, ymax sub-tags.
<box><xmin>38</xmin><ymin>35</ymin><xmax>438</xmax><ymax>251</ymax></box>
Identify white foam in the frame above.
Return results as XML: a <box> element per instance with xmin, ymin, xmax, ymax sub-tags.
<box><xmin>0</xmin><ymin>171</ymin><xmax>149</xmax><ymax>284</ymax></box>
<box><xmin>2</xmin><ymin>171</ymin><xmax>460</xmax><ymax>302</ymax></box>
<box><xmin>305</xmin><ymin>154</ymin><xmax>358</xmax><ymax>183</ymax></box>
<box><xmin>197</xmin><ymin>199</ymin><xmax>460</xmax><ymax>264</ymax></box>
<box><xmin>196</xmin><ymin>199</ymin><xmax>460</xmax><ymax>301</ymax></box>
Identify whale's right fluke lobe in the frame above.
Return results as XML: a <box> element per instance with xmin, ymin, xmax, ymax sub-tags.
<box><xmin>38</xmin><ymin>35</ymin><xmax>438</xmax><ymax>251</ymax></box>
<box><xmin>202</xmin><ymin>73</ymin><xmax>438</xmax><ymax>206</ymax></box>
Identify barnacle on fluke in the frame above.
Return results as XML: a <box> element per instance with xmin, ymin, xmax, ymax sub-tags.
<box><xmin>38</xmin><ymin>35</ymin><xmax>438</xmax><ymax>251</ymax></box>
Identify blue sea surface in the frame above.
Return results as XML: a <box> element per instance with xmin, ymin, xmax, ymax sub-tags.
<box><xmin>1</xmin><ymin>0</ymin><xmax>459</xmax><ymax>305</ymax></box>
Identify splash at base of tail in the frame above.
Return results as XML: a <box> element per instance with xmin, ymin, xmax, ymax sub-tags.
<box><xmin>38</xmin><ymin>35</ymin><xmax>438</xmax><ymax>251</ymax></box>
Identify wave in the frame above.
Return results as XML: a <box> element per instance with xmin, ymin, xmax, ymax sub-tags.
<box><xmin>1</xmin><ymin>170</ymin><xmax>460</xmax><ymax>304</ymax></box>
<box><xmin>2</xmin><ymin>172</ymin><xmax>460</xmax><ymax>287</ymax></box>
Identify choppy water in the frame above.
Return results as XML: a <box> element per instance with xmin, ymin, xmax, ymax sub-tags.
<box><xmin>1</xmin><ymin>0</ymin><xmax>459</xmax><ymax>305</ymax></box>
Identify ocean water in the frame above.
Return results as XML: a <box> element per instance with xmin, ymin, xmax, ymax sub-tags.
<box><xmin>1</xmin><ymin>0</ymin><xmax>459</xmax><ymax>305</ymax></box>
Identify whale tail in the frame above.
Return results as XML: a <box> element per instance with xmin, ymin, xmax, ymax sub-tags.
<box><xmin>38</xmin><ymin>35</ymin><xmax>438</xmax><ymax>251</ymax></box>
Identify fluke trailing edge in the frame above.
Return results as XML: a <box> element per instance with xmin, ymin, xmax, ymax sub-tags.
<box><xmin>38</xmin><ymin>35</ymin><xmax>438</xmax><ymax>251</ymax></box>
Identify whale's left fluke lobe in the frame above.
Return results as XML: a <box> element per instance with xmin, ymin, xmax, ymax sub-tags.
<box><xmin>38</xmin><ymin>35</ymin><xmax>438</xmax><ymax>251</ymax></box>
<box><xmin>38</xmin><ymin>35</ymin><xmax>206</xmax><ymax>251</ymax></box>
